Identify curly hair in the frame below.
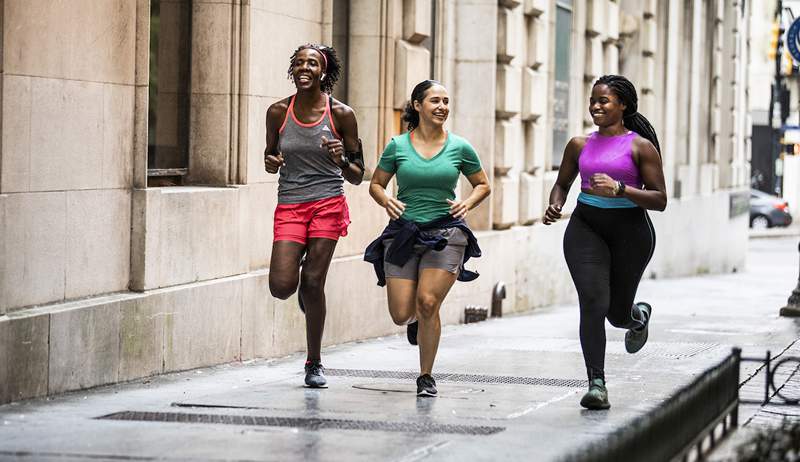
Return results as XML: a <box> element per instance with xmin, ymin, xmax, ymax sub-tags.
<box><xmin>594</xmin><ymin>75</ymin><xmax>661</xmax><ymax>156</ymax></box>
<box><xmin>287</xmin><ymin>44</ymin><xmax>341</xmax><ymax>94</ymax></box>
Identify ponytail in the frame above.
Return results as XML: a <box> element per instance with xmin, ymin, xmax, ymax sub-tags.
<box><xmin>595</xmin><ymin>75</ymin><xmax>661</xmax><ymax>156</ymax></box>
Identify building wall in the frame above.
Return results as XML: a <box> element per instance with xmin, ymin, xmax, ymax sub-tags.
<box><xmin>0</xmin><ymin>0</ymin><xmax>750</xmax><ymax>404</ymax></box>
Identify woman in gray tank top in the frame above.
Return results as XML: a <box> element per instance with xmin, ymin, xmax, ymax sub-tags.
<box><xmin>263</xmin><ymin>44</ymin><xmax>365</xmax><ymax>388</ymax></box>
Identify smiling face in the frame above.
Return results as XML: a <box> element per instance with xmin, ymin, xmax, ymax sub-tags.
<box><xmin>589</xmin><ymin>84</ymin><xmax>626</xmax><ymax>127</ymax></box>
<box><xmin>413</xmin><ymin>84</ymin><xmax>450</xmax><ymax>128</ymax></box>
<box><xmin>291</xmin><ymin>48</ymin><xmax>325</xmax><ymax>91</ymax></box>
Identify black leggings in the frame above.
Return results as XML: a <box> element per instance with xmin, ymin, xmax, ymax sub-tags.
<box><xmin>563</xmin><ymin>202</ymin><xmax>655</xmax><ymax>379</ymax></box>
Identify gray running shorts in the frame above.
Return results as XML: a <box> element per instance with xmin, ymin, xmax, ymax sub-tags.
<box><xmin>384</xmin><ymin>228</ymin><xmax>467</xmax><ymax>281</ymax></box>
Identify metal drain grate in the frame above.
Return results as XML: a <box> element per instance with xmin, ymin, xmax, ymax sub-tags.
<box><xmin>97</xmin><ymin>411</ymin><xmax>505</xmax><ymax>435</ymax></box>
<box><xmin>325</xmin><ymin>369</ymin><xmax>586</xmax><ymax>387</ymax></box>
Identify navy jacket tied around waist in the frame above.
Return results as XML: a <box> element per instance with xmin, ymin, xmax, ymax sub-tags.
<box><xmin>363</xmin><ymin>215</ymin><xmax>482</xmax><ymax>287</ymax></box>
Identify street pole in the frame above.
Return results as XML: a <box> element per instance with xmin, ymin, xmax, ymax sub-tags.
<box><xmin>780</xmin><ymin>241</ymin><xmax>800</xmax><ymax>316</ymax></box>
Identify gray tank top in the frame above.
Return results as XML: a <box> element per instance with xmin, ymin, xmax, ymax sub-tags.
<box><xmin>277</xmin><ymin>95</ymin><xmax>344</xmax><ymax>204</ymax></box>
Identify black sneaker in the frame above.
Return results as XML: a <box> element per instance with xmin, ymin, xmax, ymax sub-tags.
<box><xmin>580</xmin><ymin>378</ymin><xmax>610</xmax><ymax>410</ymax></box>
<box><xmin>625</xmin><ymin>302</ymin><xmax>652</xmax><ymax>354</ymax></box>
<box><xmin>406</xmin><ymin>320</ymin><xmax>419</xmax><ymax>345</ymax></box>
<box><xmin>416</xmin><ymin>374</ymin><xmax>437</xmax><ymax>397</ymax></box>
<box><xmin>304</xmin><ymin>360</ymin><xmax>327</xmax><ymax>388</ymax></box>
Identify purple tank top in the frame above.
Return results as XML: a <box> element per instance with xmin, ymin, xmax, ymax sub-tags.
<box><xmin>578</xmin><ymin>131</ymin><xmax>642</xmax><ymax>190</ymax></box>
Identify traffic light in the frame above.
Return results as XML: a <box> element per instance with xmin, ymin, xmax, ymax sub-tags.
<box><xmin>769</xmin><ymin>22</ymin><xmax>782</xmax><ymax>60</ymax></box>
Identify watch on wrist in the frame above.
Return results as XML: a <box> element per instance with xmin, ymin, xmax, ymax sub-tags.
<box><xmin>616</xmin><ymin>181</ymin><xmax>626</xmax><ymax>196</ymax></box>
<box><xmin>338</xmin><ymin>154</ymin><xmax>350</xmax><ymax>169</ymax></box>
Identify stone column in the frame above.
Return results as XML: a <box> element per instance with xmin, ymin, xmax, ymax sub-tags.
<box><xmin>453</xmin><ymin>0</ymin><xmax>497</xmax><ymax>230</ymax></box>
<box><xmin>662</xmin><ymin>0</ymin><xmax>681</xmax><ymax>198</ymax></box>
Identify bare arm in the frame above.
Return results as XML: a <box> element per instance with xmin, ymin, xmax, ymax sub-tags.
<box><xmin>447</xmin><ymin>170</ymin><xmax>491</xmax><ymax>219</ymax></box>
<box><xmin>369</xmin><ymin>167</ymin><xmax>406</xmax><ymax>219</ymax></box>
<box><xmin>543</xmin><ymin>136</ymin><xmax>585</xmax><ymax>224</ymax></box>
<box><xmin>263</xmin><ymin>100</ymin><xmax>289</xmax><ymax>173</ymax></box>
<box><xmin>328</xmin><ymin>100</ymin><xmax>365</xmax><ymax>185</ymax></box>
<box><xmin>626</xmin><ymin>138</ymin><xmax>667</xmax><ymax>211</ymax></box>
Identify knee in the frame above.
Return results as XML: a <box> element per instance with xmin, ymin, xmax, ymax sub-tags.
<box><xmin>300</xmin><ymin>271</ymin><xmax>325</xmax><ymax>295</ymax></box>
<box><xmin>579</xmin><ymin>294</ymin><xmax>608</xmax><ymax>318</ymax></box>
<box><xmin>269</xmin><ymin>276</ymin><xmax>297</xmax><ymax>300</ymax></box>
<box><xmin>606</xmin><ymin>304</ymin><xmax>634</xmax><ymax>328</ymax></box>
<box><xmin>389</xmin><ymin>312</ymin><xmax>410</xmax><ymax>326</ymax></box>
<box><xmin>416</xmin><ymin>293</ymin><xmax>440</xmax><ymax>320</ymax></box>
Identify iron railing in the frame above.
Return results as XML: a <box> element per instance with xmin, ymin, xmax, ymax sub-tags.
<box><xmin>562</xmin><ymin>348</ymin><xmax>741</xmax><ymax>462</ymax></box>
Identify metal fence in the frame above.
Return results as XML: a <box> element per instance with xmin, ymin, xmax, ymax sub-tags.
<box><xmin>562</xmin><ymin>348</ymin><xmax>741</xmax><ymax>462</ymax></box>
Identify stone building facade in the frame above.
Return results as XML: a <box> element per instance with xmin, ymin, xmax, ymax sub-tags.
<box><xmin>0</xmin><ymin>0</ymin><xmax>750</xmax><ymax>404</ymax></box>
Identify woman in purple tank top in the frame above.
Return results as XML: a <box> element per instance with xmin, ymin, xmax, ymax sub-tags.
<box><xmin>543</xmin><ymin>75</ymin><xmax>667</xmax><ymax>410</ymax></box>
<box><xmin>263</xmin><ymin>44</ymin><xmax>365</xmax><ymax>388</ymax></box>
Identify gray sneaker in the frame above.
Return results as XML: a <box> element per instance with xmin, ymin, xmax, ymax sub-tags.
<box><xmin>580</xmin><ymin>378</ymin><xmax>611</xmax><ymax>410</ymax></box>
<box><xmin>625</xmin><ymin>302</ymin><xmax>652</xmax><ymax>354</ymax></box>
<box><xmin>416</xmin><ymin>374</ymin><xmax>437</xmax><ymax>397</ymax></box>
<box><xmin>304</xmin><ymin>360</ymin><xmax>327</xmax><ymax>388</ymax></box>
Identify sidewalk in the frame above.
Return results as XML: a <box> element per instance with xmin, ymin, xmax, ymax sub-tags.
<box><xmin>1</xmin><ymin>238</ymin><xmax>798</xmax><ymax>462</ymax></box>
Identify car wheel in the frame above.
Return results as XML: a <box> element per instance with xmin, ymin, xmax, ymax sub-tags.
<box><xmin>750</xmin><ymin>215</ymin><xmax>771</xmax><ymax>229</ymax></box>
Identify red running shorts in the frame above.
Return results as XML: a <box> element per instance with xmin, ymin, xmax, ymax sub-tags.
<box><xmin>273</xmin><ymin>195</ymin><xmax>350</xmax><ymax>244</ymax></box>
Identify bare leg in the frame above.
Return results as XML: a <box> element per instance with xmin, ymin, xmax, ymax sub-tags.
<box><xmin>299</xmin><ymin>238</ymin><xmax>338</xmax><ymax>362</ymax></box>
<box><xmin>269</xmin><ymin>241</ymin><xmax>306</xmax><ymax>299</ymax></box>
<box><xmin>386</xmin><ymin>278</ymin><xmax>417</xmax><ymax>326</ymax></box>
<box><xmin>415</xmin><ymin>269</ymin><xmax>458</xmax><ymax>375</ymax></box>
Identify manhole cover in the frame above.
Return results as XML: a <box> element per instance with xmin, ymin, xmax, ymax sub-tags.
<box><xmin>325</xmin><ymin>369</ymin><xmax>585</xmax><ymax>387</ymax></box>
<box><xmin>97</xmin><ymin>411</ymin><xmax>505</xmax><ymax>435</ymax></box>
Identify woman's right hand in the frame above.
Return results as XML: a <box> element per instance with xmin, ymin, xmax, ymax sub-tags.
<box><xmin>264</xmin><ymin>153</ymin><xmax>285</xmax><ymax>174</ymax></box>
<box><xmin>542</xmin><ymin>203</ymin><xmax>562</xmax><ymax>225</ymax></box>
<box><xmin>382</xmin><ymin>197</ymin><xmax>406</xmax><ymax>220</ymax></box>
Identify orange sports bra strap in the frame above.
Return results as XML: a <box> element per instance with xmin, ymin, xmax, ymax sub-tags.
<box><xmin>279</xmin><ymin>95</ymin><xmax>295</xmax><ymax>133</ymax></box>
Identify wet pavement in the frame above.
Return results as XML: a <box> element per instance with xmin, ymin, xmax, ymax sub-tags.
<box><xmin>1</xmin><ymin>238</ymin><xmax>799</xmax><ymax>462</ymax></box>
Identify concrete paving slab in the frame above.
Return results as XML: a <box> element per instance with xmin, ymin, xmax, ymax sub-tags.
<box><xmin>0</xmin><ymin>237</ymin><xmax>799</xmax><ymax>461</ymax></box>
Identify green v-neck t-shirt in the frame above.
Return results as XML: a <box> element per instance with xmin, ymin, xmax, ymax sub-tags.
<box><xmin>377</xmin><ymin>131</ymin><xmax>483</xmax><ymax>223</ymax></box>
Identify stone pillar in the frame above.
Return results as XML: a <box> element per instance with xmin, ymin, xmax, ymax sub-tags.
<box><xmin>187</xmin><ymin>2</ymin><xmax>234</xmax><ymax>186</ymax></box>
<box><xmin>662</xmin><ymin>0</ymin><xmax>681</xmax><ymax>199</ymax></box>
<box><xmin>453</xmin><ymin>0</ymin><xmax>497</xmax><ymax>230</ymax></box>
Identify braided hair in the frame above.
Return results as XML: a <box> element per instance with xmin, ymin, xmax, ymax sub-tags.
<box><xmin>594</xmin><ymin>75</ymin><xmax>661</xmax><ymax>156</ymax></box>
<box><xmin>401</xmin><ymin>79</ymin><xmax>443</xmax><ymax>130</ymax></box>
<box><xmin>287</xmin><ymin>44</ymin><xmax>341</xmax><ymax>94</ymax></box>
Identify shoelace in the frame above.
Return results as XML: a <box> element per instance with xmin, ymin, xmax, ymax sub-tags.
<box><xmin>306</xmin><ymin>363</ymin><xmax>324</xmax><ymax>375</ymax></box>
<box><xmin>419</xmin><ymin>375</ymin><xmax>436</xmax><ymax>388</ymax></box>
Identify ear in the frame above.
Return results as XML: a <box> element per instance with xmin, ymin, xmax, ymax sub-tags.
<box><xmin>413</xmin><ymin>99</ymin><xmax>422</xmax><ymax>112</ymax></box>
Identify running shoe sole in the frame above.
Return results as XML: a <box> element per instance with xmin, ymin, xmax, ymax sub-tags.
<box><xmin>580</xmin><ymin>395</ymin><xmax>611</xmax><ymax>410</ymax></box>
<box><xmin>416</xmin><ymin>389</ymin><xmax>437</xmax><ymax>397</ymax></box>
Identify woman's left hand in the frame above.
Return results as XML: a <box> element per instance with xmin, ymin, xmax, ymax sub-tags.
<box><xmin>447</xmin><ymin>199</ymin><xmax>469</xmax><ymax>219</ymax></box>
<box><xmin>321</xmin><ymin>136</ymin><xmax>347</xmax><ymax>167</ymax></box>
<box><xmin>589</xmin><ymin>173</ymin><xmax>618</xmax><ymax>197</ymax></box>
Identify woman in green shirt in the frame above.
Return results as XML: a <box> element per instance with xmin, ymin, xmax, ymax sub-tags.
<box><xmin>366</xmin><ymin>80</ymin><xmax>491</xmax><ymax>397</ymax></box>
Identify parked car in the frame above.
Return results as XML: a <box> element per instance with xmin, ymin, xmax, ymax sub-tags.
<box><xmin>750</xmin><ymin>189</ymin><xmax>792</xmax><ymax>229</ymax></box>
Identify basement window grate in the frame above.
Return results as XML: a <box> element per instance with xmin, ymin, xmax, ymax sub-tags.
<box><xmin>97</xmin><ymin>411</ymin><xmax>506</xmax><ymax>435</ymax></box>
<box><xmin>325</xmin><ymin>369</ymin><xmax>586</xmax><ymax>387</ymax></box>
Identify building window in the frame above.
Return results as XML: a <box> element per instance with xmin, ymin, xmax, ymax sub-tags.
<box><xmin>552</xmin><ymin>0</ymin><xmax>572</xmax><ymax>169</ymax></box>
<box><xmin>148</xmin><ymin>0</ymin><xmax>192</xmax><ymax>185</ymax></box>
